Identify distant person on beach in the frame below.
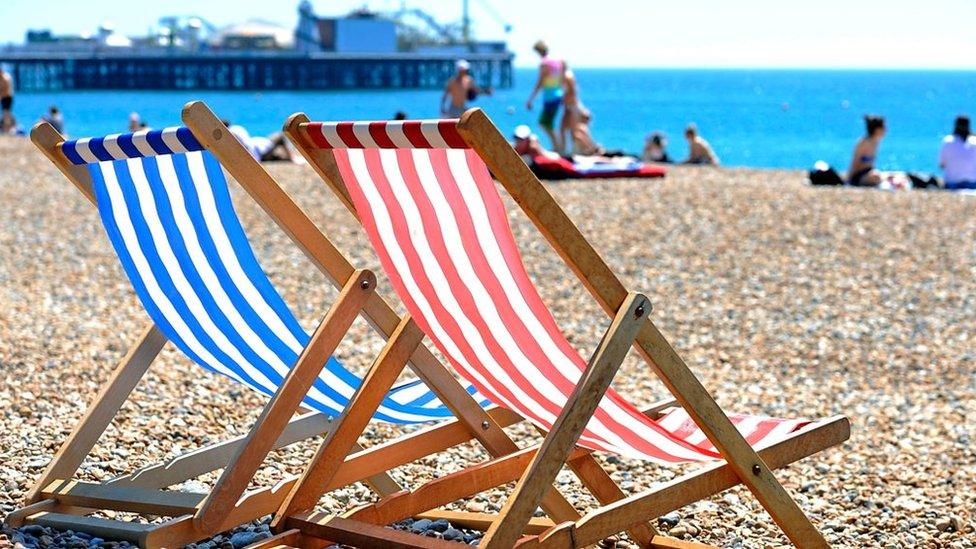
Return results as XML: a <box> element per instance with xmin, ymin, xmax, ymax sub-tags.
<box><xmin>847</xmin><ymin>115</ymin><xmax>886</xmax><ymax>186</ymax></box>
<box><xmin>440</xmin><ymin>59</ymin><xmax>490</xmax><ymax>118</ymax></box>
<box><xmin>512</xmin><ymin>124</ymin><xmax>558</xmax><ymax>160</ymax></box>
<box><xmin>570</xmin><ymin>108</ymin><xmax>601</xmax><ymax>155</ymax></box>
<box><xmin>939</xmin><ymin>115</ymin><xmax>976</xmax><ymax>189</ymax></box>
<box><xmin>128</xmin><ymin>112</ymin><xmax>143</xmax><ymax>132</ymax></box>
<box><xmin>642</xmin><ymin>132</ymin><xmax>671</xmax><ymax>163</ymax></box>
<box><xmin>559</xmin><ymin>63</ymin><xmax>584</xmax><ymax>153</ymax></box>
<box><xmin>681</xmin><ymin>124</ymin><xmax>719</xmax><ymax>165</ymax></box>
<box><xmin>393</xmin><ymin>111</ymin><xmax>408</xmax><ymax>120</ymax></box>
<box><xmin>223</xmin><ymin>119</ymin><xmax>296</xmax><ymax>162</ymax></box>
<box><xmin>41</xmin><ymin>105</ymin><xmax>64</xmax><ymax>134</ymax></box>
<box><xmin>1</xmin><ymin>67</ymin><xmax>14</xmax><ymax>134</ymax></box>
<box><xmin>525</xmin><ymin>40</ymin><xmax>565</xmax><ymax>153</ymax></box>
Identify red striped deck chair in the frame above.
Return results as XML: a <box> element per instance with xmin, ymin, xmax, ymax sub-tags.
<box><xmin>8</xmin><ymin>102</ymin><xmax>577</xmax><ymax>548</ymax></box>
<box><xmin>256</xmin><ymin>109</ymin><xmax>851</xmax><ymax>549</ymax></box>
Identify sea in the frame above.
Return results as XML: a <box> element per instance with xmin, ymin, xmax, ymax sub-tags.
<box><xmin>10</xmin><ymin>68</ymin><xmax>976</xmax><ymax>173</ymax></box>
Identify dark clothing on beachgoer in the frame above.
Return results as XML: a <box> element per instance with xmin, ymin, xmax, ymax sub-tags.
<box><xmin>848</xmin><ymin>167</ymin><xmax>873</xmax><ymax>186</ymax></box>
<box><xmin>1</xmin><ymin>96</ymin><xmax>11</xmax><ymax>111</ymax></box>
<box><xmin>945</xmin><ymin>180</ymin><xmax>976</xmax><ymax>190</ymax></box>
<box><xmin>539</xmin><ymin>98</ymin><xmax>561</xmax><ymax>130</ymax></box>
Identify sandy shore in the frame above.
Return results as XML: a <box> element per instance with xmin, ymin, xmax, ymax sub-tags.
<box><xmin>1</xmin><ymin>135</ymin><xmax>974</xmax><ymax>548</ymax></box>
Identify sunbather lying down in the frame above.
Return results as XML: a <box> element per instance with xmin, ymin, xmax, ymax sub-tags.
<box><xmin>224</xmin><ymin>120</ymin><xmax>304</xmax><ymax>163</ymax></box>
<box><xmin>511</xmin><ymin>124</ymin><xmax>665</xmax><ymax>179</ymax></box>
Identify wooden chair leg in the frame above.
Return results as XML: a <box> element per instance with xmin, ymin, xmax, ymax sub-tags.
<box><xmin>25</xmin><ymin>323</ymin><xmax>166</xmax><ymax>504</ymax></box>
<box><xmin>272</xmin><ymin>316</ymin><xmax>425</xmax><ymax>528</ymax></box>
<box><xmin>193</xmin><ymin>269</ymin><xmax>376</xmax><ymax>532</ymax></box>
<box><xmin>481</xmin><ymin>294</ymin><xmax>650</xmax><ymax>548</ymax></box>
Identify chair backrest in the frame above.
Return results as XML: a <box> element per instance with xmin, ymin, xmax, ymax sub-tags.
<box><xmin>61</xmin><ymin>127</ymin><xmax>476</xmax><ymax>423</ymax></box>
<box><xmin>309</xmin><ymin>119</ymin><xmax>809</xmax><ymax>461</ymax></box>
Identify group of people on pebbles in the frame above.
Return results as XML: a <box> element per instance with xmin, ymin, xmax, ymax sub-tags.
<box><xmin>812</xmin><ymin>114</ymin><xmax>976</xmax><ymax>191</ymax></box>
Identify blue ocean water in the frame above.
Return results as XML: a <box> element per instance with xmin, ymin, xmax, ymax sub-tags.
<box><xmin>10</xmin><ymin>68</ymin><xmax>976</xmax><ymax>172</ymax></box>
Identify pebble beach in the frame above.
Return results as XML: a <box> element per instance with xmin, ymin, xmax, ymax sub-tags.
<box><xmin>1</xmin><ymin>135</ymin><xmax>974</xmax><ymax>547</ymax></box>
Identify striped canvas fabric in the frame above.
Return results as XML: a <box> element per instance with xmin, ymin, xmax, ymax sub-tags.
<box><xmin>325</xmin><ymin>122</ymin><xmax>812</xmax><ymax>463</ymax></box>
<box><xmin>69</xmin><ymin>129</ymin><xmax>487</xmax><ymax>424</ymax></box>
<box><xmin>62</xmin><ymin>127</ymin><xmax>205</xmax><ymax>165</ymax></box>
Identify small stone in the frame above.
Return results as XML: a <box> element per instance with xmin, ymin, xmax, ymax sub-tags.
<box><xmin>669</xmin><ymin>526</ymin><xmax>688</xmax><ymax>538</ymax></box>
<box><xmin>410</xmin><ymin>519</ymin><xmax>433</xmax><ymax>533</ymax></box>
<box><xmin>443</xmin><ymin>528</ymin><xmax>464</xmax><ymax>541</ymax></box>
<box><xmin>428</xmin><ymin>519</ymin><xmax>450</xmax><ymax>533</ymax></box>
<box><xmin>229</xmin><ymin>531</ymin><xmax>263</xmax><ymax>548</ymax></box>
<box><xmin>21</xmin><ymin>525</ymin><xmax>46</xmax><ymax>537</ymax></box>
<box><xmin>658</xmin><ymin>512</ymin><xmax>680</xmax><ymax>527</ymax></box>
<box><xmin>464</xmin><ymin>501</ymin><xmax>485</xmax><ymax>513</ymax></box>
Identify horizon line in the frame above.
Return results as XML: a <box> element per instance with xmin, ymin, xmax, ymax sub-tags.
<box><xmin>510</xmin><ymin>64</ymin><xmax>976</xmax><ymax>72</ymax></box>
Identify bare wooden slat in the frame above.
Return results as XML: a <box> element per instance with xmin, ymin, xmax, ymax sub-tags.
<box><xmin>285</xmin><ymin>514</ymin><xmax>459</xmax><ymax>549</ymax></box>
<box><xmin>29</xmin><ymin>513</ymin><xmax>155</xmax><ymax>545</ymax></box>
<box><xmin>457</xmin><ymin>108</ymin><xmax>835</xmax><ymax>548</ymax></box>
<box><xmin>481</xmin><ymin>294</ymin><xmax>649</xmax><ymax>548</ymax></box>
<box><xmin>110</xmin><ymin>411</ymin><xmax>333</xmax><ymax>489</ymax></box>
<box><xmin>647</xmin><ymin>536</ymin><xmax>719</xmax><ymax>549</ymax></box>
<box><xmin>343</xmin><ymin>446</ymin><xmax>590</xmax><ymax>527</ymax></box>
<box><xmin>41</xmin><ymin>479</ymin><xmax>202</xmax><ymax>516</ymax></box>
<box><xmin>195</xmin><ymin>270</ymin><xmax>377</xmax><ymax>532</ymax></box>
<box><xmin>416</xmin><ymin>510</ymin><xmax>556</xmax><ymax>535</ymax></box>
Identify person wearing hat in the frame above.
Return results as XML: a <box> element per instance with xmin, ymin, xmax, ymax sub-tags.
<box><xmin>939</xmin><ymin>115</ymin><xmax>976</xmax><ymax>190</ymax></box>
<box><xmin>441</xmin><ymin>59</ymin><xmax>491</xmax><ymax>118</ymax></box>
<box><xmin>512</xmin><ymin>123</ymin><xmax>562</xmax><ymax>160</ymax></box>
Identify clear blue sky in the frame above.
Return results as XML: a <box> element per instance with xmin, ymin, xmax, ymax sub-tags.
<box><xmin>2</xmin><ymin>0</ymin><xmax>975</xmax><ymax>69</ymax></box>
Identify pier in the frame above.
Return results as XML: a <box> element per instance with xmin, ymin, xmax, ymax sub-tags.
<box><xmin>0</xmin><ymin>51</ymin><xmax>513</xmax><ymax>92</ymax></box>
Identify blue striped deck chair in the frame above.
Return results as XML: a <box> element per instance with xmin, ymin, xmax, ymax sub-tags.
<box><xmin>8</xmin><ymin>102</ymin><xmax>527</xmax><ymax>548</ymax></box>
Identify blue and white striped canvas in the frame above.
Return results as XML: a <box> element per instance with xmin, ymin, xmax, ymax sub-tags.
<box><xmin>65</xmin><ymin>129</ymin><xmax>488</xmax><ymax>423</ymax></box>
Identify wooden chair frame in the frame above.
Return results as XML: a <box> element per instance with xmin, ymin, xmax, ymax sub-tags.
<box><xmin>7</xmin><ymin>101</ymin><xmax>597</xmax><ymax>548</ymax></box>
<box><xmin>256</xmin><ymin>108</ymin><xmax>851</xmax><ymax>549</ymax></box>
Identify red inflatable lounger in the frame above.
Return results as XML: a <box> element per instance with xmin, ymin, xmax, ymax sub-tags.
<box><xmin>531</xmin><ymin>155</ymin><xmax>667</xmax><ymax>180</ymax></box>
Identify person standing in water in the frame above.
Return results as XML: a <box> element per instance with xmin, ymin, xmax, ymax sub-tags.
<box><xmin>440</xmin><ymin>59</ymin><xmax>490</xmax><ymax>118</ymax></box>
<box><xmin>847</xmin><ymin>115</ymin><xmax>886</xmax><ymax>186</ymax></box>
<box><xmin>525</xmin><ymin>40</ymin><xmax>565</xmax><ymax>153</ymax></box>
<box><xmin>0</xmin><ymin>67</ymin><xmax>14</xmax><ymax>134</ymax></box>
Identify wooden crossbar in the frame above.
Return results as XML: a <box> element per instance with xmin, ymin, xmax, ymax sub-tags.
<box><xmin>41</xmin><ymin>480</ymin><xmax>202</xmax><ymax>516</ymax></box>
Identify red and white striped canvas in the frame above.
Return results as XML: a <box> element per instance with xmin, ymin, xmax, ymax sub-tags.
<box><xmin>316</xmin><ymin>120</ymin><xmax>811</xmax><ymax>463</ymax></box>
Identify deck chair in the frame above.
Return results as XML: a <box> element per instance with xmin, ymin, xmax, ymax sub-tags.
<box><xmin>252</xmin><ymin>109</ymin><xmax>852</xmax><ymax>548</ymax></box>
<box><xmin>6</xmin><ymin>102</ymin><xmax>568</xmax><ymax>548</ymax></box>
